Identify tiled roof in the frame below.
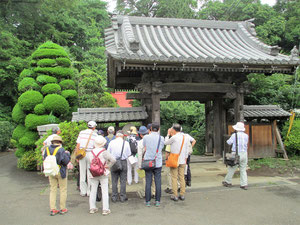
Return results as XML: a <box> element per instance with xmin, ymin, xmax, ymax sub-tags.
<box><xmin>243</xmin><ymin>105</ymin><xmax>291</xmax><ymax>118</ymax></box>
<box><xmin>105</xmin><ymin>16</ymin><xmax>299</xmax><ymax>73</ymax></box>
<box><xmin>72</xmin><ymin>107</ymin><xmax>148</xmax><ymax>123</ymax></box>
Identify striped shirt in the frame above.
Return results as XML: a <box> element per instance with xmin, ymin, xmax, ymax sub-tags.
<box><xmin>227</xmin><ymin>131</ymin><xmax>249</xmax><ymax>153</ymax></box>
<box><xmin>76</xmin><ymin>129</ymin><xmax>98</xmax><ymax>151</ymax></box>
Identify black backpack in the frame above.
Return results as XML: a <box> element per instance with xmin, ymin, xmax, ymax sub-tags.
<box><xmin>128</xmin><ymin>135</ymin><xmax>138</xmax><ymax>155</ymax></box>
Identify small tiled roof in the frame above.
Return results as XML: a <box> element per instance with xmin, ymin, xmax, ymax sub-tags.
<box><xmin>105</xmin><ymin>16</ymin><xmax>299</xmax><ymax>74</ymax></box>
<box><xmin>72</xmin><ymin>107</ymin><xmax>148</xmax><ymax>123</ymax></box>
<box><xmin>243</xmin><ymin>105</ymin><xmax>291</xmax><ymax>118</ymax></box>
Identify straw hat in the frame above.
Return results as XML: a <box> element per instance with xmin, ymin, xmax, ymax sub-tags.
<box><xmin>51</xmin><ymin>135</ymin><xmax>63</xmax><ymax>143</ymax></box>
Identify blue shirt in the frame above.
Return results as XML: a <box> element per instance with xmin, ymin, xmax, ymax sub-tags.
<box><xmin>227</xmin><ymin>131</ymin><xmax>249</xmax><ymax>153</ymax></box>
<box><xmin>143</xmin><ymin>132</ymin><xmax>165</xmax><ymax>168</ymax></box>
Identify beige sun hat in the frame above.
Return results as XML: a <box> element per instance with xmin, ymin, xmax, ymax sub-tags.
<box><xmin>128</xmin><ymin>126</ymin><xmax>138</xmax><ymax>135</ymax></box>
<box><xmin>94</xmin><ymin>136</ymin><xmax>107</xmax><ymax>148</ymax></box>
<box><xmin>232</xmin><ymin>122</ymin><xmax>245</xmax><ymax>131</ymax></box>
<box><xmin>51</xmin><ymin>135</ymin><xmax>63</xmax><ymax>143</ymax></box>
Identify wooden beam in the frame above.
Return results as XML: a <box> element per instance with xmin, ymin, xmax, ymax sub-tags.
<box><xmin>213</xmin><ymin>98</ymin><xmax>223</xmax><ymax>157</ymax></box>
<box><xmin>234</xmin><ymin>89</ymin><xmax>244</xmax><ymax>123</ymax></box>
<box><xmin>161</xmin><ymin>83</ymin><xmax>235</xmax><ymax>93</ymax></box>
<box><xmin>275</xmin><ymin>125</ymin><xmax>288</xmax><ymax>160</ymax></box>
<box><xmin>151</xmin><ymin>94</ymin><xmax>160</xmax><ymax>126</ymax></box>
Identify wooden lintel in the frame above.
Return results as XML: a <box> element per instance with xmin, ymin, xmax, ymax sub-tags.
<box><xmin>126</xmin><ymin>93</ymin><xmax>150</xmax><ymax>100</ymax></box>
<box><xmin>161</xmin><ymin>83</ymin><xmax>235</xmax><ymax>93</ymax></box>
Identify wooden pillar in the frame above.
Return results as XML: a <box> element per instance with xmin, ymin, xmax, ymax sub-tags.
<box><xmin>213</xmin><ymin>98</ymin><xmax>223</xmax><ymax>157</ymax></box>
<box><xmin>151</xmin><ymin>93</ymin><xmax>160</xmax><ymax>125</ymax></box>
<box><xmin>142</xmin><ymin>98</ymin><xmax>152</xmax><ymax>125</ymax></box>
<box><xmin>234</xmin><ymin>86</ymin><xmax>244</xmax><ymax>123</ymax></box>
<box><xmin>205</xmin><ymin>101</ymin><xmax>213</xmax><ymax>155</ymax></box>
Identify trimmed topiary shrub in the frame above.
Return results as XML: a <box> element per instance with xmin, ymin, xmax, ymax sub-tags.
<box><xmin>41</xmin><ymin>83</ymin><xmax>61</xmax><ymax>95</ymax></box>
<box><xmin>38</xmin><ymin>41</ymin><xmax>64</xmax><ymax>50</ymax></box>
<box><xmin>32</xmin><ymin>49</ymin><xmax>68</xmax><ymax>59</ymax></box>
<box><xmin>0</xmin><ymin>121</ymin><xmax>14</xmax><ymax>152</ymax></box>
<box><xmin>61</xmin><ymin>90</ymin><xmax>78</xmax><ymax>105</ymax></box>
<box><xmin>37</xmin><ymin>58</ymin><xmax>57</xmax><ymax>67</ymax></box>
<box><xmin>56</xmin><ymin>57</ymin><xmax>71</xmax><ymax>67</ymax></box>
<box><xmin>25</xmin><ymin>114</ymin><xmax>59</xmax><ymax>130</ymax></box>
<box><xmin>19</xmin><ymin>130</ymin><xmax>39</xmax><ymax>149</ymax></box>
<box><xmin>18</xmin><ymin>77</ymin><xmax>40</xmax><ymax>93</ymax></box>
<box><xmin>12</xmin><ymin>103</ymin><xmax>26</xmax><ymax>123</ymax></box>
<box><xmin>19</xmin><ymin>69</ymin><xmax>34</xmax><ymax>80</ymax></box>
<box><xmin>34</xmin><ymin>67</ymin><xmax>74</xmax><ymax>78</ymax></box>
<box><xmin>12</xmin><ymin>124</ymin><xmax>26</xmax><ymax>141</ymax></box>
<box><xmin>59</xmin><ymin>79</ymin><xmax>76</xmax><ymax>90</ymax></box>
<box><xmin>36</xmin><ymin>75</ymin><xmax>57</xmax><ymax>85</ymax></box>
<box><xmin>30</xmin><ymin>60</ymin><xmax>37</xmax><ymax>67</ymax></box>
<box><xmin>43</xmin><ymin>94</ymin><xmax>69</xmax><ymax>115</ymax></box>
<box><xmin>34</xmin><ymin>104</ymin><xmax>46</xmax><ymax>115</ymax></box>
<box><xmin>18</xmin><ymin>90</ymin><xmax>43</xmax><ymax>112</ymax></box>
<box><xmin>17</xmin><ymin>151</ymin><xmax>37</xmax><ymax>171</ymax></box>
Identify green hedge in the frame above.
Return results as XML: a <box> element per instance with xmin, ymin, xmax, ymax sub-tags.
<box><xmin>19</xmin><ymin>69</ymin><xmax>34</xmax><ymax>80</ymax></box>
<box><xmin>284</xmin><ymin>120</ymin><xmax>300</xmax><ymax>156</ymax></box>
<box><xmin>18</xmin><ymin>77</ymin><xmax>40</xmax><ymax>93</ymax></box>
<box><xmin>12</xmin><ymin>103</ymin><xmax>26</xmax><ymax>123</ymax></box>
<box><xmin>12</xmin><ymin>124</ymin><xmax>26</xmax><ymax>141</ymax></box>
<box><xmin>34</xmin><ymin>67</ymin><xmax>74</xmax><ymax>78</ymax></box>
<box><xmin>25</xmin><ymin>113</ymin><xmax>59</xmax><ymax>130</ymax></box>
<box><xmin>41</xmin><ymin>83</ymin><xmax>61</xmax><ymax>95</ymax></box>
<box><xmin>31</xmin><ymin>49</ymin><xmax>68</xmax><ymax>59</ymax></box>
<box><xmin>61</xmin><ymin>90</ymin><xmax>78</xmax><ymax>105</ymax></box>
<box><xmin>15</xmin><ymin>147</ymin><xmax>26</xmax><ymax>158</ymax></box>
<box><xmin>38</xmin><ymin>41</ymin><xmax>64</xmax><ymax>50</ymax></box>
<box><xmin>19</xmin><ymin>130</ymin><xmax>39</xmax><ymax>149</ymax></box>
<box><xmin>18</xmin><ymin>90</ymin><xmax>44</xmax><ymax>112</ymax></box>
<box><xmin>36</xmin><ymin>75</ymin><xmax>57</xmax><ymax>85</ymax></box>
<box><xmin>59</xmin><ymin>79</ymin><xmax>76</xmax><ymax>90</ymax></box>
<box><xmin>56</xmin><ymin>57</ymin><xmax>71</xmax><ymax>67</ymax></box>
<box><xmin>43</xmin><ymin>94</ymin><xmax>69</xmax><ymax>115</ymax></box>
<box><xmin>0</xmin><ymin>121</ymin><xmax>14</xmax><ymax>152</ymax></box>
<box><xmin>34</xmin><ymin>104</ymin><xmax>46</xmax><ymax>115</ymax></box>
<box><xmin>37</xmin><ymin>58</ymin><xmax>57</xmax><ymax>67</ymax></box>
<box><xmin>30</xmin><ymin>60</ymin><xmax>37</xmax><ymax>67</ymax></box>
<box><xmin>17</xmin><ymin>151</ymin><xmax>37</xmax><ymax>171</ymax></box>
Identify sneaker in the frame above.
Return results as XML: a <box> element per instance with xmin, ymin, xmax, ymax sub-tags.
<box><xmin>222</xmin><ymin>181</ymin><xmax>232</xmax><ymax>187</ymax></box>
<box><xmin>155</xmin><ymin>201</ymin><xmax>160</xmax><ymax>207</ymax></box>
<box><xmin>89</xmin><ymin>208</ymin><xmax>98</xmax><ymax>214</ymax></box>
<box><xmin>186</xmin><ymin>181</ymin><xmax>191</xmax><ymax>187</ymax></box>
<box><xmin>111</xmin><ymin>197</ymin><xmax>118</xmax><ymax>203</ymax></box>
<box><xmin>179</xmin><ymin>195</ymin><xmax>185</xmax><ymax>201</ymax></box>
<box><xmin>102</xmin><ymin>209</ymin><xmax>111</xmax><ymax>215</ymax></box>
<box><xmin>59</xmin><ymin>209</ymin><xmax>68</xmax><ymax>214</ymax></box>
<box><xmin>80</xmin><ymin>193</ymin><xmax>87</xmax><ymax>197</ymax></box>
<box><xmin>240</xmin><ymin>186</ymin><xmax>248</xmax><ymax>190</ymax></box>
<box><xmin>170</xmin><ymin>195</ymin><xmax>178</xmax><ymax>201</ymax></box>
<box><xmin>164</xmin><ymin>188</ymin><xmax>173</xmax><ymax>194</ymax></box>
<box><xmin>145</xmin><ymin>201</ymin><xmax>151</xmax><ymax>207</ymax></box>
<box><xmin>120</xmin><ymin>197</ymin><xmax>128</xmax><ymax>203</ymax></box>
<box><xmin>50</xmin><ymin>209</ymin><xmax>59</xmax><ymax>216</ymax></box>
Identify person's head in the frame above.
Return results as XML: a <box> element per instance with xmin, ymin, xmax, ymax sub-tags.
<box><xmin>51</xmin><ymin>135</ymin><xmax>63</xmax><ymax>146</ymax></box>
<box><xmin>172</xmin><ymin>123</ymin><xmax>181</xmax><ymax>133</ymax></box>
<box><xmin>97</xmin><ymin>130</ymin><xmax>105</xmax><ymax>136</ymax></box>
<box><xmin>129</xmin><ymin>126</ymin><xmax>138</xmax><ymax>135</ymax></box>
<box><xmin>88</xmin><ymin>121</ymin><xmax>97</xmax><ymax>130</ymax></box>
<box><xmin>52</xmin><ymin>127</ymin><xmax>61</xmax><ymax>135</ymax></box>
<box><xmin>116</xmin><ymin>130</ymin><xmax>124</xmax><ymax>139</ymax></box>
<box><xmin>151</xmin><ymin>123</ymin><xmax>160</xmax><ymax>132</ymax></box>
<box><xmin>94</xmin><ymin>135</ymin><xmax>107</xmax><ymax>148</ymax></box>
<box><xmin>107</xmin><ymin>126</ymin><xmax>115</xmax><ymax>134</ymax></box>
<box><xmin>147</xmin><ymin>123</ymin><xmax>152</xmax><ymax>131</ymax></box>
<box><xmin>138</xmin><ymin>126</ymin><xmax>148</xmax><ymax>138</ymax></box>
<box><xmin>233</xmin><ymin>122</ymin><xmax>245</xmax><ymax>132</ymax></box>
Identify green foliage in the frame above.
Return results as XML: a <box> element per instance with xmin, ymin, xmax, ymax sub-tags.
<box><xmin>19</xmin><ymin>130</ymin><xmax>39</xmax><ymax>150</ymax></box>
<box><xmin>59</xmin><ymin>79</ymin><xmax>76</xmax><ymax>90</ymax></box>
<box><xmin>19</xmin><ymin>69</ymin><xmax>34</xmax><ymax>80</ymax></box>
<box><xmin>41</xmin><ymin>83</ymin><xmax>62</xmax><ymax>95</ymax></box>
<box><xmin>17</xmin><ymin>151</ymin><xmax>37</xmax><ymax>171</ymax></box>
<box><xmin>0</xmin><ymin>121</ymin><xmax>14</xmax><ymax>152</ymax></box>
<box><xmin>37</xmin><ymin>58</ymin><xmax>57</xmax><ymax>67</ymax></box>
<box><xmin>38</xmin><ymin>41</ymin><xmax>65</xmax><ymax>50</ymax></box>
<box><xmin>284</xmin><ymin>120</ymin><xmax>300</xmax><ymax>156</ymax></box>
<box><xmin>43</xmin><ymin>94</ymin><xmax>69</xmax><ymax>115</ymax></box>
<box><xmin>99</xmin><ymin>92</ymin><xmax>118</xmax><ymax>108</ymax></box>
<box><xmin>56</xmin><ymin>57</ymin><xmax>71</xmax><ymax>67</ymax></box>
<box><xmin>34</xmin><ymin>67</ymin><xmax>74</xmax><ymax>78</ymax></box>
<box><xmin>15</xmin><ymin>147</ymin><xmax>26</xmax><ymax>158</ymax></box>
<box><xmin>25</xmin><ymin>114</ymin><xmax>59</xmax><ymax>130</ymax></box>
<box><xmin>61</xmin><ymin>90</ymin><xmax>78</xmax><ymax>105</ymax></box>
<box><xmin>12</xmin><ymin>103</ymin><xmax>26</xmax><ymax>124</ymax></box>
<box><xmin>18</xmin><ymin>90</ymin><xmax>44</xmax><ymax>112</ymax></box>
<box><xmin>32</xmin><ymin>49</ymin><xmax>68</xmax><ymax>59</ymax></box>
<box><xmin>34</xmin><ymin>104</ymin><xmax>46</xmax><ymax>115</ymax></box>
<box><xmin>36</xmin><ymin>75</ymin><xmax>58</xmax><ymax>85</ymax></box>
<box><xmin>12</xmin><ymin>124</ymin><xmax>26</xmax><ymax>141</ymax></box>
<box><xmin>18</xmin><ymin>77</ymin><xmax>40</xmax><ymax>93</ymax></box>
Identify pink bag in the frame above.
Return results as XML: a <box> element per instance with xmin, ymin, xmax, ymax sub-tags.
<box><xmin>89</xmin><ymin>150</ymin><xmax>106</xmax><ymax>177</ymax></box>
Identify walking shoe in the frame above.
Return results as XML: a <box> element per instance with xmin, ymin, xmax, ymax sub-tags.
<box><xmin>155</xmin><ymin>201</ymin><xmax>160</xmax><ymax>207</ymax></box>
<box><xmin>102</xmin><ymin>209</ymin><xmax>111</xmax><ymax>215</ymax></box>
<box><xmin>186</xmin><ymin>181</ymin><xmax>191</xmax><ymax>187</ymax></box>
<box><xmin>145</xmin><ymin>201</ymin><xmax>151</xmax><ymax>207</ymax></box>
<box><xmin>120</xmin><ymin>197</ymin><xmax>128</xmax><ymax>203</ymax></box>
<box><xmin>111</xmin><ymin>197</ymin><xmax>118</xmax><ymax>203</ymax></box>
<box><xmin>80</xmin><ymin>193</ymin><xmax>87</xmax><ymax>197</ymax></box>
<box><xmin>59</xmin><ymin>209</ymin><xmax>68</xmax><ymax>215</ymax></box>
<box><xmin>179</xmin><ymin>195</ymin><xmax>185</xmax><ymax>201</ymax></box>
<box><xmin>164</xmin><ymin>188</ymin><xmax>173</xmax><ymax>194</ymax></box>
<box><xmin>240</xmin><ymin>186</ymin><xmax>248</xmax><ymax>190</ymax></box>
<box><xmin>50</xmin><ymin>209</ymin><xmax>59</xmax><ymax>216</ymax></box>
<box><xmin>89</xmin><ymin>208</ymin><xmax>99</xmax><ymax>214</ymax></box>
<box><xmin>222</xmin><ymin>181</ymin><xmax>232</xmax><ymax>187</ymax></box>
<box><xmin>170</xmin><ymin>195</ymin><xmax>178</xmax><ymax>201</ymax></box>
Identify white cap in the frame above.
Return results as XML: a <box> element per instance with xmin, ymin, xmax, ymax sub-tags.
<box><xmin>88</xmin><ymin>121</ymin><xmax>97</xmax><ymax>128</ymax></box>
<box><xmin>108</xmin><ymin>126</ymin><xmax>115</xmax><ymax>133</ymax></box>
<box><xmin>233</xmin><ymin>122</ymin><xmax>245</xmax><ymax>131</ymax></box>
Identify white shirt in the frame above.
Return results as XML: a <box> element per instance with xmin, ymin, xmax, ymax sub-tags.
<box><xmin>165</xmin><ymin>132</ymin><xmax>188</xmax><ymax>165</ymax></box>
<box><xmin>137</xmin><ymin>139</ymin><xmax>145</xmax><ymax>169</ymax></box>
<box><xmin>227</xmin><ymin>131</ymin><xmax>249</xmax><ymax>153</ymax></box>
<box><xmin>76</xmin><ymin>129</ymin><xmax>98</xmax><ymax>151</ymax></box>
<box><xmin>107</xmin><ymin>137</ymin><xmax>131</xmax><ymax>160</ymax></box>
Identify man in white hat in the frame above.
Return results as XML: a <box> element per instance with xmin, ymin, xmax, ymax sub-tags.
<box><xmin>76</xmin><ymin>121</ymin><xmax>98</xmax><ymax>197</ymax></box>
<box><xmin>223</xmin><ymin>122</ymin><xmax>249</xmax><ymax>190</ymax></box>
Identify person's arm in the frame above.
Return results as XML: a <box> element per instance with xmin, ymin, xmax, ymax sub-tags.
<box><xmin>60</xmin><ymin>148</ymin><xmax>70</xmax><ymax>166</ymax></box>
<box><xmin>137</xmin><ymin>141</ymin><xmax>144</xmax><ymax>169</ymax></box>
<box><xmin>103</xmin><ymin>151</ymin><xmax>116</xmax><ymax>167</ymax></box>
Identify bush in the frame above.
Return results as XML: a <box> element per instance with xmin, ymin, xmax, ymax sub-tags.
<box><xmin>25</xmin><ymin>114</ymin><xmax>59</xmax><ymax>130</ymax></box>
<box><xmin>59</xmin><ymin>79</ymin><xmax>76</xmax><ymax>90</ymax></box>
<box><xmin>61</xmin><ymin>90</ymin><xmax>78</xmax><ymax>105</ymax></box>
<box><xmin>18</xmin><ymin>77</ymin><xmax>40</xmax><ymax>93</ymax></box>
<box><xmin>18</xmin><ymin>90</ymin><xmax>43</xmax><ymax>112</ymax></box>
<box><xmin>15</xmin><ymin>147</ymin><xmax>26</xmax><ymax>158</ymax></box>
<box><xmin>43</xmin><ymin>94</ymin><xmax>69</xmax><ymax>115</ymax></box>
<box><xmin>30</xmin><ymin>60</ymin><xmax>37</xmax><ymax>67</ymax></box>
<box><xmin>41</xmin><ymin>83</ymin><xmax>61</xmax><ymax>95</ymax></box>
<box><xmin>31</xmin><ymin>49</ymin><xmax>68</xmax><ymax>59</ymax></box>
<box><xmin>36</xmin><ymin>75</ymin><xmax>57</xmax><ymax>85</ymax></box>
<box><xmin>19</xmin><ymin>69</ymin><xmax>34</xmax><ymax>80</ymax></box>
<box><xmin>12</xmin><ymin>124</ymin><xmax>26</xmax><ymax>141</ymax></box>
<box><xmin>17</xmin><ymin>151</ymin><xmax>37</xmax><ymax>171</ymax></box>
<box><xmin>37</xmin><ymin>58</ymin><xmax>57</xmax><ymax>67</ymax></box>
<box><xmin>56</xmin><ymin>57</ymin><xmax>71</xmax><ymax>67</ymax></box>
<box><xmin>19</xmin><ymin>130</ymin><xmax>39</xmax><ymax>149</ymax></box>
<box><xmin>38</xmin><ymin>41</ymin><xmax>64</xmax><ymax>50</ymax></box>
<box><xmin>34</xmin><ymin>104</ymin><xmax>46</xmax><ymax>115</ymax></box>
<box><xmin>284</xmin><ymin>120</ymin><xmax>300</xmax><ymax>156</ymax></box>
<box><xmin>34</xmin><ymin>67</ymin><xmax>74</xmax><ymax>78</ymax></box>
<box><xmin>0</xmin><ymin>121</ymin><xmax>14</xmax><ymax>152</ymax></box>
<box><xmin>99</xmin><ymin>92</ymin><xmax>118</xmax><ymax>107</ymax></box>
<box><xmin>12</xmin><ymin>103</ymin><xmax>26</xmax><ymax>123</ymax></box>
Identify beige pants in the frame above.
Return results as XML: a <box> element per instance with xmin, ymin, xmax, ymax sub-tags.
<box><xmin>49</xmin><ymin>173</ymin><xmax>68</xmax><ymax>210</ymax></box>
<box><xmin>170</xmin><ymin>164</ymin><xmax>186</xmax><ymax>197</ymax></box>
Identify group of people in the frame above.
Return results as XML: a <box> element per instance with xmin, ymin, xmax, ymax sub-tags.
<box><xmin>43</xmin><ymin>120</ymin><xmax>249</xmax><ymax>216</ymax></box>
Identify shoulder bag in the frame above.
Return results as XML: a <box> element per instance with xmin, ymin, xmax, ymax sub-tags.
<box><xmin>225</xmin><ymin>132</ymin><xmax>240</xmax><ymax>167</ymax></box>
<box><xmin>166</xmin><ymin>135</ymin><xmax>185</xmax><ymax>168</ymax></box>
<box><xmin>111</xmin><ymin>140</ymin><xmax>125</xmax><ymax>172</ymax></box>
<box><xmin>142</xmin><ymin>135</ymin><xmax>161</xmax><ymax>170</ymax></box>
<box><xmin>76</xmin><ymin>130</ymin><xmax>93</xmax><ymax>160</ymax></box>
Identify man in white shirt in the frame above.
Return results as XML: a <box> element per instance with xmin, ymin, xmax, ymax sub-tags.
<box><xmin>165</xmin><ymin>123</ymin><xmax>189</xmax><ymax>201</ymax></box>
<box><xmin>107</xmin><ymin>130</ymin><xmax>131</xmax><ymax>202</ymax></box>
<box><xmin>223</xmin><ymin>122</ymin><xmax>249</xmax><ymax>190</ymax></box>
<box><xmin>76</xmin><ymin>121</ymin><xmax>98</xmax><ymax>197</ymax></box>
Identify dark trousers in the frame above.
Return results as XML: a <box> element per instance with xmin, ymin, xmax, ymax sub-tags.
<box><xmin>145</xmin><ymin>167</ymin><xmax>162</xmax><ymax>202</ymax></box>
<box><xmin>111</xmin><ymin>160</ymin><xmax>127</xmax><ymax>200</ymax></box>
<box><xmin>185</xmin><ymin>155</ymin><xmax>191</xmax><ymax>183</ymax></box>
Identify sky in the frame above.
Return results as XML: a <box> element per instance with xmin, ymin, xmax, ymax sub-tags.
<box><xmin>103</xmin><ymin>0</ymin><xmax>277</xmax><ymax>13</ymax></box>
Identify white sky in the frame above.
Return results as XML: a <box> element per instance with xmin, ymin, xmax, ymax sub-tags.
<box><xmin>103</xmin><ymin>0</ymin><xmax>277</xmax><ymax>13</ymax></box>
